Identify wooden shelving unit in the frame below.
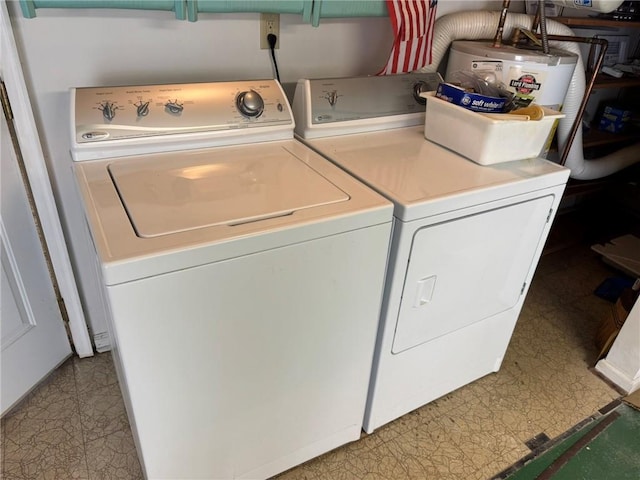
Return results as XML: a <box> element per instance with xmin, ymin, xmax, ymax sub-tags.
<box><xmin>552</xmin><ymin>16</ymin><xmax>640</xmax><ymax>89</ymax></box>
<box><xmin>550</xmin><ymin>16</ymin><xmax>639</xmax><ymax>151</ymax></box>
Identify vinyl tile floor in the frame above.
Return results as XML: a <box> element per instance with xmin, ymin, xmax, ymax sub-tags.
<box><xmin>1</xmin><ymin>243</ymin><xmax>624</xmax><ymax>480</ymax></box>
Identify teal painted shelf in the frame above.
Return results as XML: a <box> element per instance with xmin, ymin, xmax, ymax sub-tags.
<box><xmin>19</xmin><ymin>0</ymin><xmax>187</xmax><ymax>19</ymax></box>
<box><xmin>19</xmin><ymin>0</ymin><xmax>391</xmax><ymax>25</ymax></box>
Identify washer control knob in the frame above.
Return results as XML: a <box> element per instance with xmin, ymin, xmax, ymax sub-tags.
<box><xmin>413</xmin><ymin>81</ymin><xmax>429</xmax><ymax>105</ymax></box>
<box><xmin>136</xmin><ymin>101</ymin><xmax>150</xmax><ymax>117</ymax></box>
<box><xmin>99</xmin><ymin>101</ymin><xmax>118</xmax><ymax>121</ymax></box>
<box><xmin>165</xmin><ymin>100</ymin><xmax>184</xmax><ymax>114</ymax></box>
<box><xmin>236</xmin><ymin>90</ymin><xmax>264</xmax><ymax>118</ymax></box>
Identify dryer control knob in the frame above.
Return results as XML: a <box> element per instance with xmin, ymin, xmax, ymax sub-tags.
<box><xmin>99</xmin><ymin>101</ymin><xmax>118</xmax><ymax>121</ymax></box>
<box><xmin>412</xmin><ymin>81</ymin><xmax>429</xmax><ymax>105</ymax></box>
<box><xmin>236</xmin><ymin>90</ymin><xmax>264</xmax><ymax>118</ymax></box>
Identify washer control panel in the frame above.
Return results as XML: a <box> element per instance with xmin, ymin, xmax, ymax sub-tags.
<box><xmin>73</xmin><ymin>80</ymin><xmax>292</xmax><ymax>144</ymax></box>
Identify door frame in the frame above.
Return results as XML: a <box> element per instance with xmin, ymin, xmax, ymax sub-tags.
<box><xmin>1</xmin><ymin>2</ymin><xmax>92</xmax><ymax>357</ymax></box>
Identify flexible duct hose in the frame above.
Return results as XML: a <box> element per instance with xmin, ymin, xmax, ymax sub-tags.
<box><xmin>420</xmin><ymin>11</ymin><xmax>640</xmax><ymax>180</ymax></box>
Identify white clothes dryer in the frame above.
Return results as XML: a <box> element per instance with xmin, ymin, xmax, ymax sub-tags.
<box><xmin>292</xmin><ymin>74</ymin><xmax>570</xmax><ymax>434</ymax></box>
<box><xmin>70</xmin><ymin>80</ymin><xmax>393</xmax><ymax>479</ymax></box>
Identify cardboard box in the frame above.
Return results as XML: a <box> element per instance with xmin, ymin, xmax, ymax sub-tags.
<box><xmin>594</xmin><ymin>34</ymin><xmax>629</xmax><ymax>67</ymax></box>
<box><xmin>524</xmin><ymin>0</ymin><xmax>563</xmax><ymax>17</ymax></box>
<box><xmin>421</xmin><ymin>92</ymin><xmax>564</xmax><ymax>165</ymax></box>
<box><xmin>598</xmin><ymin>105</ymin><xmax>632</xmax><ymax>134</ymax></box>
<box><xmin>596</xmin><ymin>288</ymin><xmax>639</xmax><ymax>361</ymax></box>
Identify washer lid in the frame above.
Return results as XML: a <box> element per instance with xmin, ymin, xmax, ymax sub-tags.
<box><xmin>109</xmin><ymin>147</ymin><xmax>349</xmax><ymax>237</ymax></box>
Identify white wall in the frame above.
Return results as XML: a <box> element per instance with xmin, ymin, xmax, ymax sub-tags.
<box><xmin>6</xmin><ymin>0</ymin><xmax>513</xmax><ymax>346</ymax></box>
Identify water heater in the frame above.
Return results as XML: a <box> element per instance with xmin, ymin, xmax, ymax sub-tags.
<box><xmin>445</xmin><ymin>40</ymin><xmax>578</xmax><ymax>110</ymax></box>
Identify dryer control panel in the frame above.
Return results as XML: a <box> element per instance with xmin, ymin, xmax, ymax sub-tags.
<box><xmin>292</xmin><ymin>73</ymin><xmax>442</xmax><ymax>139</ymax></box>
<box><xmin>72</xmin><ymin>80</ymin><xmax>292</xmax><ymax>146</ymax></box>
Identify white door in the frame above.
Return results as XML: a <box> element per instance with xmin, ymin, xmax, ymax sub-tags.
<box><xmin>1</xmin><ymin>1</ymin><xmax>92</xmax><ymax>359</ymax></box>
<box><xmin>1</xmin><ymin>97</ymin><xmax>72</xmax><ymax>416</ymax></box>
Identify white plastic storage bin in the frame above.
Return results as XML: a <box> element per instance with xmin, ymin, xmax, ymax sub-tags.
<box><xmin>421</xmin><ymin>92</ymin><xmax>564</xmax><ymax>165</ymax></box>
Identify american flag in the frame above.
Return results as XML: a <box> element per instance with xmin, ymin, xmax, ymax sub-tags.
<box><xmin>378</xmin><ymin>0</ymin><xmax>438</xmax><ymax>75</ymax></box>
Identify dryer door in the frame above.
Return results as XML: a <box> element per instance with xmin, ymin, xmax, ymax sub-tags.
<box><xmin>391</xmin><ymin>194</ymin><xmax>554</xmax><ymax>354</ymax></box>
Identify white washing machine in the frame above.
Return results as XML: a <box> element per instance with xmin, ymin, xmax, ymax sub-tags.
<box><xmin>70</xmin><ymin>79</ymin><xmax>393</xmax><ymax>479</ymax></box>
<box><xmin>292</xmin><ymin>74</ymin><xmax>571</xmax><ymax>434</ymax></box>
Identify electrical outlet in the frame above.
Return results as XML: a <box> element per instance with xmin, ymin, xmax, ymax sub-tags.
<box><xmin>260</xmin><ymin>13</ymin><xmax>279</xmax><ymax>49</ymax></box>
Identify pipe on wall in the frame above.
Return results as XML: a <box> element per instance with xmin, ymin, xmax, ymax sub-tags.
<box><xmin>420</xmin><ymin>10</ymin><xmax>640</xmax><ymax>180</ymax></box>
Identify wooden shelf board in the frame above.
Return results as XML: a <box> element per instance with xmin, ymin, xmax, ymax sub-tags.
<box><xmin>583</xmin><ymin>129</ymin><xmax>638</xmax><ymax>148</ymax></box>
<box><xmin>592</xmin><ymin>74</ymin><xmax>640</xmax><ymax>89</ymax></box>
<box><xmin>551</xmin><ymin>16</ymin><xmax>640</xmax><ymax>29</ymax></box>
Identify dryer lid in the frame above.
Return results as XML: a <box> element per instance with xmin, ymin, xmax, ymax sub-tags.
<box><xmin>303</xmin><ymin>127</ymin><xmax>569</xmax><ymax>222</ymax></box>
<box><xmin>108</xmin><ymin>146</ymin><xmax>349</xmax><ymax>237</ymax></box>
